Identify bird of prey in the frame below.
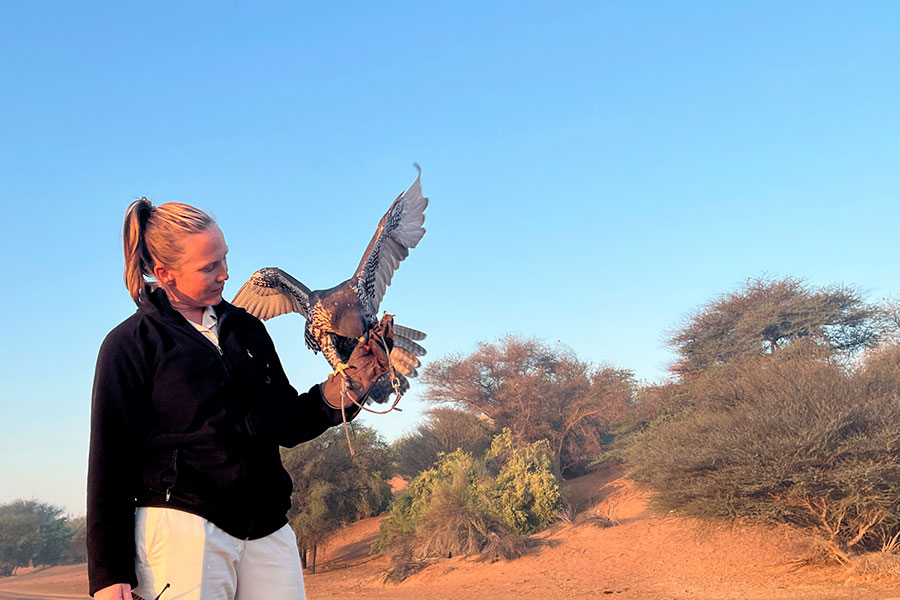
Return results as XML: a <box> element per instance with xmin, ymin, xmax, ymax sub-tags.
<box><xmin>231</xmin><ymin>167</ymin><xmax>428</xmax><ymax>405</ymax></box>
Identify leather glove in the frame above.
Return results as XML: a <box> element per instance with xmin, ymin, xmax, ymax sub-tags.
<box><xmin>320</xmin><ymin>314</ymin><xmax>395</xmax><ymax>409</ymax></box>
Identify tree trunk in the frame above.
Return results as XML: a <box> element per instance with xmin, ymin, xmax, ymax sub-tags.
<box><xmin>309</xmin><ymin>544</ymin><xmax>318</xmax><ymax>574</ymax></box>
<box><xmin>299</xmin><ymin>547</ymin><xmax>307</xmax><ymax>569</ymax></box>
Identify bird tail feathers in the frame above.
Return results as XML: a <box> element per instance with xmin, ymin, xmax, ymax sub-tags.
<box><xmin>393</xmin><ymin>324</ymin><xmax>426</xmax><ymax>341</ymax></box>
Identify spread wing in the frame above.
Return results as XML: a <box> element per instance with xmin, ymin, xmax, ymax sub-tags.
<box><xmin>354</xmin><ymin>165</ymin><xmax>428</xmax><ymax>315</ymax></box>
<box><xmin>231</xmin><ymin>267</ymin><xmax>312</xmax><ymax>321</ymax></box>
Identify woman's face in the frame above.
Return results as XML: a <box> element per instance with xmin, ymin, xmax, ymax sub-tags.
<box><xmin>157</xmin><ymin>226</ymin><xmax>230</xmax><ymax>308</ymax></box>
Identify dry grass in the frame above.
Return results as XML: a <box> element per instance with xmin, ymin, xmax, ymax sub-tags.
<box><xmin>848</xmin><ymin>552</ymin><xmax>900</xmax><ymax>576</ymax></box>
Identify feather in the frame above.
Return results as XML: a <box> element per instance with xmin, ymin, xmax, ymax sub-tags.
<box><xmin>231</xmin><ymin>167</ymin><xmax>429</xmax><ymax>405</ymax></box>
<box><xmin>354</xmin><ymin>165</ymin><xmax>428</xmax><ymax>315</ymax></box>
<box><xmin>231</xmin><ymin>267</ymin><xmax>311</xmax><ymax>320</ymax></box>
<box><xmin>394</xmin><ymin>335</ymin><xmax>426</xmax><ymax>357</ymax></box>
<box><xmin>394</xmin><ymin>324</ymin><xmax>426</xmax><ymax>341</ymax></box>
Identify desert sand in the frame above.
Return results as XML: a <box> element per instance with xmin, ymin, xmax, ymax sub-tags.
<box><xmin>3</xmin><ymin>470</ymin><xmax>900</xmax><ymax>600</ymax></box>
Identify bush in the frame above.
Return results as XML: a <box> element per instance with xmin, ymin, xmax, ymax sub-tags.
<box><xmin>374</xmin><ymin>430</ymin><xmax>560</xmax><ymax>577</ymax></box>
<box><xmin>374</xmin><ymin>448</ymin><xmax>521</xmax><ymax>576</ymax></box>
<box><xmin>488</xmin><ymin>430</ymin><xmax>562</xmax><ymax>534</ymax></box>
<box><xmin>626</xmin><ymin>342</ymin><xmax>900</xmax><ymax>561</ymax></box>
<box><xmin>411</xmin><ymin>456</ymin><xmax>518</xmax><ymax>560</ymax></box>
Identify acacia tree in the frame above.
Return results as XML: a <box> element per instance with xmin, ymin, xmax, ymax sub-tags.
<box><xmin>669</xmin><ymin>276</ymin><xmax>885</xmax><ymax>377</ymax></box>
<box><xmin>421</xmin><ymin>336</ymin><xmax>634</xmax><ymax>477</ymax></box>
<box><xmin>281</xmin><ymin>425</ymin><xmax>392</xmax><ymax>573</ymax></box>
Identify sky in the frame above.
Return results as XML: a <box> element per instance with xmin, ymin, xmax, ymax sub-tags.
<box><xmin>2</xmin><ymin>1</ymin><xmax>900</xmax><ymax>516</ymax></box>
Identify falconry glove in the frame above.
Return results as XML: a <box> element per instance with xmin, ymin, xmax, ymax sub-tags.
<box><xmin>320</xmin><ymin>314</ymin><xmax>395</xmax><ymax>409</ymax></box>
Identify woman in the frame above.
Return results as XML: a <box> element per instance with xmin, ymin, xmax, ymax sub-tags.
<box><xmin>87</xmin><ymin>199</ymin><xmax>390</xmax><ymax>600</ymax></box>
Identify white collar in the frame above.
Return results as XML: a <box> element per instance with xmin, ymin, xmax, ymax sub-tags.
<box><xmin>201</xmin><ymin>305</ymin><xmax>218</xmax><ymax>330</ymax></box>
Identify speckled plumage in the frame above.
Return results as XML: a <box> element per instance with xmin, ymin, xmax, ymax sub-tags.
<box><xmin>231</xmin><ymin>167</ymin><xmax>428</xmax><ymax>403</ymax></box>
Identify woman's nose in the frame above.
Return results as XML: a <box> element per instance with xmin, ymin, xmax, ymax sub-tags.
<box><xmin>218</xmin><ymin>258</ymin><xmax>229</xmax><ymax>282</ymax></box>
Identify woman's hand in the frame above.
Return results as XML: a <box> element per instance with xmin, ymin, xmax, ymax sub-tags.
<box><xmin>320</xmin><ymin>314</ymin><xmax>394</xmax><ymax>409</ymax></box>
<box><xmin>94</xmin><ymin>583</ymin><xmax>132</xmax><ymax>600</ymax></box>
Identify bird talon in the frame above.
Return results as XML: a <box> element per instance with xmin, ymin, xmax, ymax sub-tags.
<box><xmin>331</xmin><ymin>362</ymin><xmax>351</xmax><ymax>378</ymax></box>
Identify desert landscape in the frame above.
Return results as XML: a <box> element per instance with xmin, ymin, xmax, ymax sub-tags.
<box><xmin>4</xmin><ymin>470</ymin><xmax>900</xmax><ymax>600</ymax></box>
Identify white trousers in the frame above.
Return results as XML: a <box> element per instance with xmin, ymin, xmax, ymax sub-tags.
<box><xmin>133</xmin><ymin>507</ymin><xmax>305</xmax><ymax>600</ymax></box>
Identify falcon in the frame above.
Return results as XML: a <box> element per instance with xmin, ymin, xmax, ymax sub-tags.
<box><xmin>232</xmin><ymin>167</ymin><xmax>428</xmax><ymax>405</ymax></box>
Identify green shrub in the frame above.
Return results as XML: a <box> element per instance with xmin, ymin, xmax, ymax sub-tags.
<box><xmin>374</xmin><ymin>448</ymin><xmax>514</xmax><ymax>566</ymax></box>
<box><xmin>488</xmin><ymin>429</ymin><xmax>562</xmax><ymax>534</ymax></box>
<box><xmin>373</xmin><ymin>449</ymin><xmax>490</xmax><ymax>553</ymax></box>
<box><xmin>411</xmin><ymin>456</ymin><xmax>516</xmax><ymax>560</ymax></box>
<box><xmin>374</xmin><ymin>429</ymin><xmax>560</xmax><ymax>574</ymax></box>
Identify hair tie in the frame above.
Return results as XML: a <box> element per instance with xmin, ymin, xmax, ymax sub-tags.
<box><xmin>136</xmin><ymin>197</ymin><xmax>153</xmax><ymax>229</ymax></box>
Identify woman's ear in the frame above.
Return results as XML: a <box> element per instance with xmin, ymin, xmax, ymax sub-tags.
<box><xmin>153</xmin><ymin>264</ymin><xmax>175</xmax><ymax>285</ymax></box>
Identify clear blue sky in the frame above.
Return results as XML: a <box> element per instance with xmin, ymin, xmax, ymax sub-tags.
<box><xmin>2</xmin><ymin>2</ymin><xmax>899</xmax><ymax>516</ymax></box>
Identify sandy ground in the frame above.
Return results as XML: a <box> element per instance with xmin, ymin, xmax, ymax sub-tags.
<box><xmin>0</xmin><ymin>564</ymin><xmax>90</xmax><ymax>600</ymax></box>
<box><xmin>4</xmin><ymin>470</ymin><xmax>900</xmax><ymax>600</ymax></box>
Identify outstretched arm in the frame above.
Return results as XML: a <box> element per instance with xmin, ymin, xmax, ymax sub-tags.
<box><xmin>247</xmin><ymin>316</ymin><xmax>393</xmax><ymax>447</ymax></box>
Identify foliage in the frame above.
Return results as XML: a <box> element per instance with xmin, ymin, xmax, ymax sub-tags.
<box><xmin>392</xmin><ymin>406</ymin><xmax>495</xmax><ymax>478</ymax></box>
<box><xmin>281</xmin><ymin>425</ymin><xmax>392</xmax><ymax>572</ymax></box>
<box><xmin>858</xmin><ymin>342</ymin><xmax>900</xmax><ymax>396</ymax></box>
<box><xmin>64</xmin><ymin>517</ymin><xmax>87</xmax><ymax>565</ymax></box>
<box><xmin>669</xmin><ymin>276</ymin><xmax>885</xmax><ymax>377</ymax></box>
<box><xmin>376</xmin><ymin>447</ymin><xmax>528</xmax><ymax>582</ymax></box>
<box><xmin>626</xmin><ymin>342</ymin><xmax>900</xmax><ymax>561</ymax></box>
<box><xmin>488</xmin><ymin>430</ymin><xmax>562</xmax><ymax>534</ymax></box>
<box><xmin>422</xmin><ymin>335</ymin><xmax>635</xmax><ymax>477</ymax></box>
<box><xmin>374</xmin><ymin>449</ymin><xmax>484</xmax><ymax>550</ymax></box>
<box><xmin>878</xmin><ymin>296</ymin><xmax>900</xmax><ymax>344</ymax></box>
<box><xmin>375</xmin><ymin>430</ymin><xmax>559</xmax><ymax>577</ymax></box>
<box><xmin>0</xmin><ymin>500</ymin><xmax>73</xmax><ymax>576</ymax></box>
<box><xmin>412</xmin><ymin>457</ymin><xmax>528</xmax><ymax>563</ymax></box>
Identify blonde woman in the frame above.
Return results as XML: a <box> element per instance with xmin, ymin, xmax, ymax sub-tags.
<box><xmin>88</xmin><ymin>199</ymin><xmax>391</xmax><ymax>600</ymax></box>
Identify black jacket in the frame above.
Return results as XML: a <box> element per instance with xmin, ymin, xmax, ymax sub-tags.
<box><xmin>87</xmin><ymin>288</ymin><xmax>353</xmax><ymax>595</ymax></box>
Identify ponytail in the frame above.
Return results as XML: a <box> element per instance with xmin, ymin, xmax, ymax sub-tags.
<box><xmin>123</xmin><ymin>198</ymin><xmax>154</xmax><ymax>306</ymax></box>
<box><xmin>121</xmin><ymin>198</ymin><xmax>215</xmax><ymax>306</ymax></box>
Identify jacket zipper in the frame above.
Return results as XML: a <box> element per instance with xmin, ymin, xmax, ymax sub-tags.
<box><xmin>165</xmin><ymin>449</ymin><xmax>179</xmax><ymax>502</ymax></box>
<box><xmin>163</xmin><ymin>317</ymin><xmax>227</xmax><ymax>504</ymax></box>
<box><xmin>182</xmin><ymin>311</ymin><xmax>232</xmax><ymax>375</ymax></box>
<box><xmin>213</xmin><ymin>310</ymin><xmax>231</xmax><ymax>374</ymax></box>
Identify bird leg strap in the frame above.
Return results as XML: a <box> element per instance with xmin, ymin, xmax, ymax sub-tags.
<box><xmin>339</xmin><ymin>378</ymin><xmax>356</xmax><ymax>456</ymax></box>
<box><xmin>336</xmin><ymin>315</ymin><xmax>403</xmax><ymax>456</ymax></box>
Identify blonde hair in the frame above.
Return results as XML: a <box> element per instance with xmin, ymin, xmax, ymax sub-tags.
<box><xmin>123</xmin><ymin>198</ymin><xmax>215</xmax><ymax>306</ymax></box>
